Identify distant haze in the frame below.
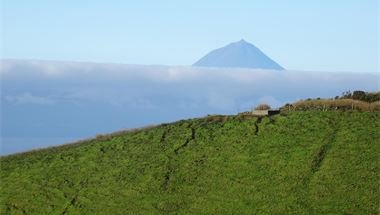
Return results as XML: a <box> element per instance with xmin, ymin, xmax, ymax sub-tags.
<box><xmin>193</xmin><ymin>40</ymin><xmax>284</xmax><ymax>70</ymax></box>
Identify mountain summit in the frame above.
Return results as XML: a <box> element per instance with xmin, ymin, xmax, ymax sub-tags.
<box><xmin>193</xmin><ymin>39</ymin><xmax>284</xmax><ymax>70</ymax></box>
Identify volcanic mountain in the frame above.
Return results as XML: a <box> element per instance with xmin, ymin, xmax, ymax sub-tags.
<box><xmin>193</xmin><ymin>39</ymin><xmax>284</xmax><ymax>70</ymax></box>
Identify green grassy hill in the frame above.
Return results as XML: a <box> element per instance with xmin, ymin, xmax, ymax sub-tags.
<box><xmin>1</xmin><ymin>111</ymin><xmax>379</xmax><ymax>214</ymax></box>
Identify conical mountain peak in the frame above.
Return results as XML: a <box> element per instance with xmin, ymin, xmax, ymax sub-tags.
<box><xmin>193</xmin><ymin>40</ymin><xmax>284</xmax><ymax>70</ymax></box>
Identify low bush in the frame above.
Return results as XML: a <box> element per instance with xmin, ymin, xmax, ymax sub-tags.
<box><xmin>340</xmin><ymin>90</ymin><xmax>380</xmax><ymax>102</ymax></box>
<box><xmin>285</xmin><ymin>99</ymin><xmax>377</xmax><ymax>112</ymax></box>
<box><xmin>255</xmin><ymin>104</ymin><xmax>271</xmax><ymax>110</ymax></box>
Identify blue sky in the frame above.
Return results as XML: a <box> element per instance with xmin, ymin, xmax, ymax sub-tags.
<box><xmin>1</xmin><ymin>0</ymin><xmax>378</xmax><ymax>72</ymax></box>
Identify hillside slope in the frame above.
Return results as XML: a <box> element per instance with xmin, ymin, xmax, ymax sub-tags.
<box><xmin>1</xmin><ymin>111</ymin><xmax>379</xmax><ymax>214</ymax></box>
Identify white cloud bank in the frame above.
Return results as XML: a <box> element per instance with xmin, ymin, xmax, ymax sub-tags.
<box><xmin>1</xmin><ymin>59</ymin><xmax>378</xmax><ymax>109</ymax></box>
<box><xmin>1</xmin><ymin>59</ymin><xmax>379</xmax><ymax>154</ymax></box>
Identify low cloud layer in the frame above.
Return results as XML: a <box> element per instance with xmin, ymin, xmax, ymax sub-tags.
<box><xmin>5</xmin><ymin>92</ymin><xmax>55</xmax><ymax>105</ymax></box>
<box><xmin>1</xmin><ymin>59</ymin><xmax>379</xmax><ymax>154</ymax></box>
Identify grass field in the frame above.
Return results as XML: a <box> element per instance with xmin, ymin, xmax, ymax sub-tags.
<box><xmin>1</xmin><ymin>111</ymin><xmax>379</xmax><ymax>214</ymax></box>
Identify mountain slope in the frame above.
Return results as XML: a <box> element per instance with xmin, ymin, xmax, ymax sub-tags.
<box><xmin>1</xmin><ymin>111</ymin><xmax>379</xmax><ymax>214</ymax></box>
<box><xmin>193</xmin><ymin>40</ymin><xmax>284</xmax><ymax>70</ymax></box>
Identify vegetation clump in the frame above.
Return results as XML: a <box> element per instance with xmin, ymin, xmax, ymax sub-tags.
<box><xmin>339</xmin><ymin>90</ymin><xmax>380</xmax><ymax>102</ymax></box>
<box><xmin>254</xmin><ymin>103</ymin><xmax>271</xmax><ymax>110</ymax></box>
<box><xmin>282</xmin><ymin>91</ymin><xmax>380</xmax><ymax>112</ymax></box>
<box><xmin>288</xmin><ymin>98</ymin><xmax>378</xmax><ymax>111</ymax></box>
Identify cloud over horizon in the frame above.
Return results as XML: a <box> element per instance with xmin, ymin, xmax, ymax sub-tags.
<box><xmin>1</xmin><ymin>59</ymin><xmax>379</xmax><ymax>154</ymax></box>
